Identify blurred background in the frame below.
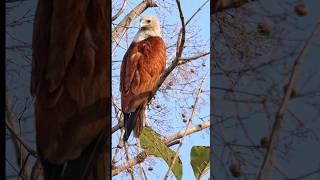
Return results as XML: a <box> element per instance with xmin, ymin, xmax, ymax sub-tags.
<box><xmin>211</xmin><ymin>0</ymin><xmax>320</xmax><ymax>179</ymax></box>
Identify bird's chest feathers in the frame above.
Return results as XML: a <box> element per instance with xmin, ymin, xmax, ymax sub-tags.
<box><xmin>133</xmin><ymin>30</ymin><xmax>161</xmax><ymax>42</ymax></box>
<box><xmin>134</xmin><ymin>33</ymin><xmax>150</xmax><ymax>42</ymax></box>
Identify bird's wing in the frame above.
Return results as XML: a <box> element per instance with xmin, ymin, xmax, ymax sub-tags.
<box><xmin>120</xmin><ymin>44</ymin><xmax>143</xmax><ymax>93</ymax></box>
<box><xmin>32</xmin><ymin>0</ymin><xmax>91</xmax><ymax>107</ymax></box>
<box><xmin>32</xmin><ymin>0</ymin><xmax>110</xmax><ymax>170</ymax></box>
<box><xmin>121</xmin><ymin>37</ymin><xmax>166</xmax><ymax>113</ymax></box>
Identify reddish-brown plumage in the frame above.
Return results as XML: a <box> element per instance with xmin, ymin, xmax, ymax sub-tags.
<box><xmin>120</xmin><ymin>36</ymin><xmax>166</xmax><ymax>138</ymax></box>
<box><xmin>32</xmin><ymin>0</ymin><xmax>111</xmax><ymax>179</ymax></box>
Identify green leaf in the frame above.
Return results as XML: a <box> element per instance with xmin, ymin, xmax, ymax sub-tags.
<box><xmin>190</xmin><ymin>146</ymin><xmax>210</xmax><ymax>180</ymax></box>
<box><xmin>140</xmin><ymin>127</ymin><xmax>183</xmax><ymax>180</ymax></box>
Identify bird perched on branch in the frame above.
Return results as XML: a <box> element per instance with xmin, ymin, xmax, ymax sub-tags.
<box><xmin>31</xmin><ymin>0</ymin><xmax>111</xmax><ymax>179</ymax></box>
<box><xmin>120</xmin><ymin>15</ymin><xmax>166</xmax><ymax>141</ymax></box>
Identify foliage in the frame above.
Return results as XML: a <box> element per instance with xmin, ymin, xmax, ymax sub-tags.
<box><xmin>190</xmin><ymin>146</ymin><xmax>210</xmax><ymax>180</ymax></box>
<box><xmin>140</xmin><ymin>127</ymin><xmax>183</xmax><ymax>180</ymax></box>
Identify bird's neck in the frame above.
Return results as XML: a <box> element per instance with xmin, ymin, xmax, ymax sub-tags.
<box><xmin>133</xmin><ymin>30</ymin><xmax>161</xmax><ymax>42</ymax></box>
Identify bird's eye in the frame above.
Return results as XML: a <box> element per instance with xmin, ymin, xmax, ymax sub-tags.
<box><xmin>147</xmin><ymin>20</ymin><xmax>151</xmax><ymax>23</ymax></box>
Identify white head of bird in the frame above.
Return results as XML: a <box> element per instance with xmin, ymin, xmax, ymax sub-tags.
<box><xmin>133</xmin><ymin>15</ymin><xmax>161</xmax><ymax>42</ymax></box>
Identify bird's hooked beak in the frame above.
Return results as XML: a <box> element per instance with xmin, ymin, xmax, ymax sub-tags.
<box><xmin>139</xmin><ymin>20</ymin><xmax>150</xmax><ymax>30</ymax></box>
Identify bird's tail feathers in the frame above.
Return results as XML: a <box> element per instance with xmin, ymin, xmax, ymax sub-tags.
<box><xmin>124</xmin><ymin>104</ymin><xmax>145</xmax><ymax>141</ymax></box>
<box><xmin>134</xmin><ymin>107</ymin><xmax>145</xmax><ymax>138</ymax></box>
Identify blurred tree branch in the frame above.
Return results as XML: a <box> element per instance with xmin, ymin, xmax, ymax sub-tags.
<box><xmin>257</xmin><ymin>23</ymin><xmax>320</xmax><ymax>180</ymax></box>
<box><xmin>6</xmin><ymin>0</ymin><xmax>29</xmax><ymax>3</ymax></box>
<box><xmin>5</xmin><ymin>93</ymin><xmax>35</xmax><ymax>180</ymax></box>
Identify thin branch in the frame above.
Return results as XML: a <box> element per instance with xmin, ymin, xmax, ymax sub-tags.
<box><xmin>124</xmin><ymin>143</ymin><xmax>137</xmax><ymax>180</ymax></box>
<box><xmin>5</xmin><ymin>93</ymin><xmax>35</xmax><ymax>180</ymax></box>
<box><xmin>164</xmin><ymin>70</ymin><xmax>208</xmax><ymax>179</ymax></box>
<box><xmin>112</xmin><ymin>0</ymin><xmax>129</xmax><ymax>21</ymax></box>
<box><xmin>17</xmin><ymin>153</ymin><xmax>31</xmax><ymax>180</ymax></box>
<box><xmin>112</xmin><ymin>151</ymin><xmax>148</xmax><ymax>176</ymax></box>
<box><xmin>271</xmin><ymin>160</ymin><xmax>292</xmax><ymax>180</ymax></box>
<box><xmin>186</xmin><ymin>0</ymin><xmax>209</xmax><ymax>26</ymax></box>
<box><xmin>6</xmin><ymin>0</ymin><xmax>29</xmax><ymax>4</ymax></box>
<box><xmin>164</xmin><ymin>120</ymin><xmax>210</xmax><ymax>145</ymax></box>
<box><xmin>257</xmin><ymin>23</ymin><xmax>320</xmax><ymax>180</ymax></box>
<box><xmin>5</xmin><ymin>120</ymin><xmax>38</xmax><ymax>158</ymax></box>
<box><xmin>177</xmin><ymin>52</ymin><xmax>210</xmax><ymax>65</ymax></box>
<box><xmin>145</xmin><ymin>0</ymin><xmax>186</xmax><ymax>107</ymax></box>
<box><xmin>112</xmin><ymin>129</ymin><xmax>125</xmax><ymax>164</ymax></box>
<box><xmin>6</xmin><ymin>44</ymin><xmax>32</xmax><ymax>50</ymax></box>
<box><xmin>293</xmin><ymin>168</ymin><xmax>320</xmax><ymax>180</ymax></box>
<box><xmin>111</xmin><ymin>119</ymin><xmax>209</xmax><ymax>176</ymax></box>
<box><xmin>112</xmin><ymin>120</ymin><xmax>124</xmax><ymax>133</ymax></box>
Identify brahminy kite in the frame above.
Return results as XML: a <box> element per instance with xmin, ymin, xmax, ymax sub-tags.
<box><xmin>120</xmin><ymin>15</ymin><xmax>166</xmax><ymax>141</ymax></box>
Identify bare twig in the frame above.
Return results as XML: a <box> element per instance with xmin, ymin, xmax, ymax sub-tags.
<box><xmin>6</xmin><ymin>0</ymin><xmax>30</xmax><ymax>4</ymax></box>
<box><xmin>271</xmin><ymin>160</ymin><xmax>292</xmax><ymax>180</ymax></box>
<box><xmin>124</xmin><ymin>143</ymin><xmax>137</xmax><ymax>180</ymax></box>
<box><xmin>112</xmin><ymin>130</ymin><xmax>125</xmax><ymax>164</ymax></box>
<box><xmin>6</xmin><ymin>44</ymin><xmax>31</xmax><ymax>50</ymax></box>
<box><xmin>186</xmin><ymin>0</ymin><xmax>209</xmax><ymax>26</ymax></box>
<box><xmin>112</xmin><ymin>0</ymin><xmax>129</xmax><ymax>21</ymax></box>
<box><xmin>146</xmin><ymin>0</ymin><xmax>186</xmax><ymax>107</ymax></box>
<box><xmin>164</xmin><ymin>71</ymin><xmax>208</xmax><ymax>179</ymax></box>
<box><xmin>177</xmin><ymin>52</ymin><xmax>210</xmax><ymax>65</ymax></box>
<box><xmin>257</xmin><ymin>23</ymin><xmax>320</xmax><ymax>180</ymax></box>
<box><xmin>5</xmin><ymin>121</ymin><xmax>37</xmax><ymax>157</ymax></box>
<box><xmin>5</xmin><ymin>93</ymin><xmax>35</xmax><ymax>180</ymax></box>
<box><xmin>111</xmin><ymin>119</ymin><xmax>210</xmax><ymax>176</ymax></box>
<box><xmin>112</xmin><ymin>151</ymin><xmax>148</xmax><ymax>176</ymax></box>
<box><xmin>112</xmin><ymin>120</ymin><xmax>124</xmax><ymax>133</ymax></box>
<box><xmin>164</xmin><ymin>120</ymin><xmax>210</xmax><ymax>145</ymax></box>
<box><xmin>293</xmin><ymin>168</ymin><xmax>320</xmax><ymax>180</ymax></box>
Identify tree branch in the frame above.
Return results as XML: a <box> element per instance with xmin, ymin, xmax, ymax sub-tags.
<box><xmin>257</xmin><ymin>23</ymin><xmax>320</xmax><ymax>180</ymax></box>
<box><xmin>164</xmin><ymin>70</ymin><xmax>208</xmax><ymax>179</ymax></box>
<box><xmin>5</xmin><ymin>121</ymin><xmax>37</xmax><ymax>157</ymax></box>
<box><xmin>111</xmin><ymin>120</ymin><xmax>210</xmax><ymax>176</ymax></box>
<box><xmin>164</xmin><ymin>120</ymin><xmax>210</xmax><ymax>145</ymax></box>
<box><xmin>6</xmin><ymin>0</ymin><xmax>29</xmax><ymax>3</ymax></box>
<box><xmin>112</xmin><ymin>0</ymin><xmax>129</xmax><ymax>21</ymax></box>
<box><xmin>112</xmin><ymin>0</ymin><xmax>158</xmax><ymax>42</ymax></box>
<box><xmin>177</xmin><ymin>52</ymin><xmax>210</xmax><ymax>65</ymax></box>
<box><xmin>112</xmin><ymin>151</ymin><xmax>148</xmax><ymax>176</ymax></box>
<box><xmin>5</xmin><ymin>93</ymin><xmax>36</xmax><ymax>180</ymax></box>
